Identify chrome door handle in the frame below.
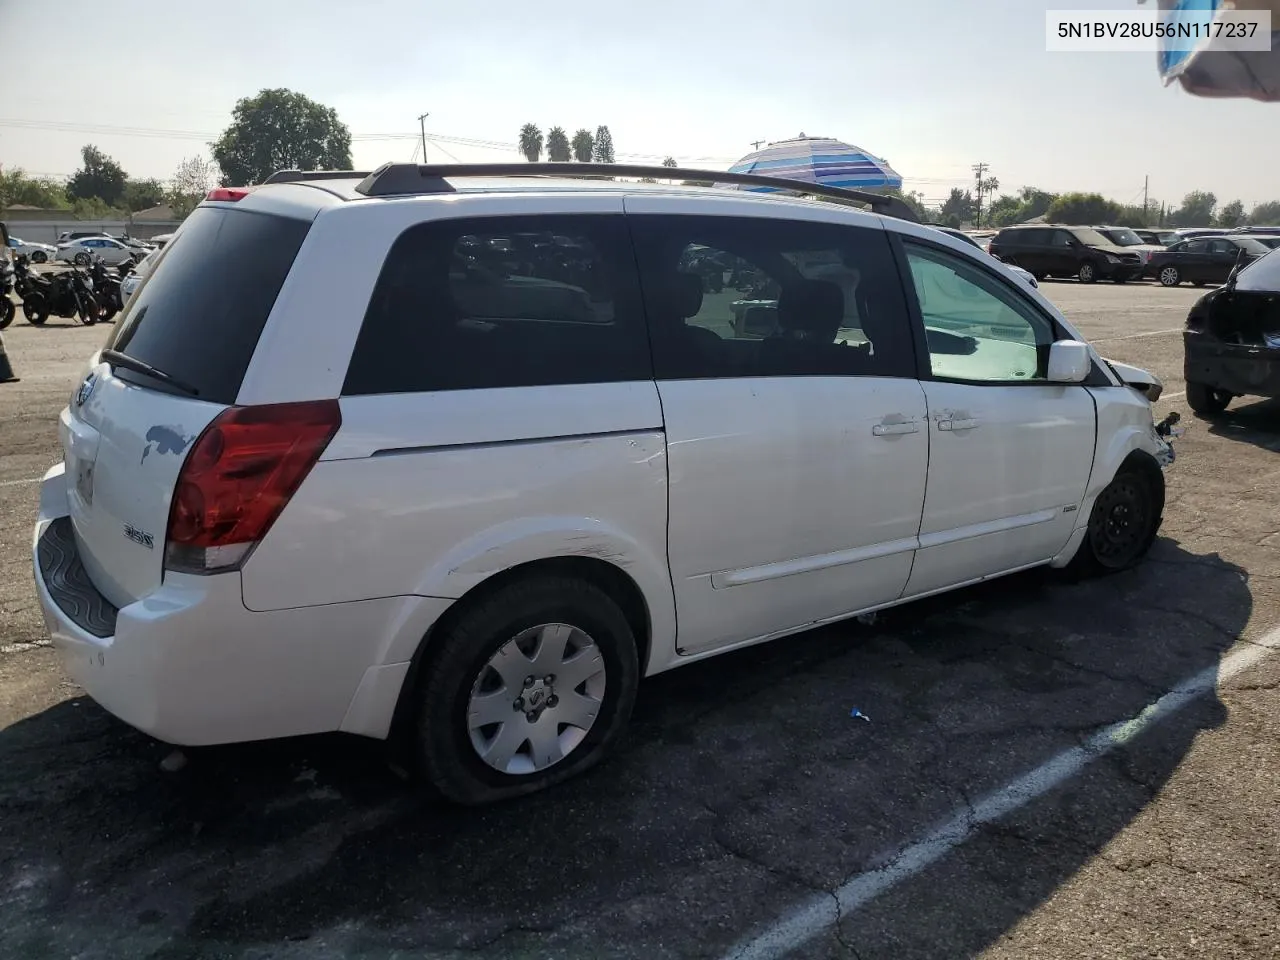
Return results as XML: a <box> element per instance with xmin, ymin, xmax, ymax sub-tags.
<box><xmin>872</xmin><ymin>420</ymin><xmax>919</xmax><ymax>436</ymax></box>
<box><xmin>937</xmin><ymin>417</ymin><xmax>980</xmax><ymax>432</ymax></box>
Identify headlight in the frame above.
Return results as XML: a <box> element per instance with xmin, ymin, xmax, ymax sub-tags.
<box><xmin>1105</xmin><ymin>254</ymin><xmax>1121</xmax><ymax>264</ymax></box>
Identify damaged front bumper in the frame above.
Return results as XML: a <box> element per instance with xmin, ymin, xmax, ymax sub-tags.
<box><xmin>1152</xmin><ymin>412</ymin><xmax>1181</xmax><ymax>468</ymax></box>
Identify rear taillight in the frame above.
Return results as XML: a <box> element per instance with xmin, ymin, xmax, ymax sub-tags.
<box><xmin>165</xmin><ymin>400</ymin><xmax>341</xmax><ymax>575</ymax></box>
<box><xmin>205</xmin><ymin>187</ymin><xmax>252</xmax><ymax>202</ymax></box>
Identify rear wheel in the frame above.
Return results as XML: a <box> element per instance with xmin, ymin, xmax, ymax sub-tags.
<box><xmin>77</xmin><ymin>296</ymin><xmax>98</xmax><ymax>325</ymax></box>
<box><xmin>1186</xmin><ymin>380</ymin><xmax>1232</xmax><ymax>416</ymax></box>
<box><xmin>414</xmin><ymin>575</ymin><xmax>640</xmax><ymax>805</ymax></box>
<box><xmin>31</xmin><ymin>251</ymin><xmax>47</xmax><ymax>264</ymax></box>
<box><xmin>22</xmin><ymin>297</ymin><xmax>46</xmax><ymax>325</ymax></box>
<box><xmin>1158</xmin><ymin>265</ymin><xmax>1181</xmax><ymax>286</ymax></box>
<box><xmin>1078</xmin><ymin>262</ymin><xmax>1098</xmax><ymax>283</ymax></box>
<box><xmin>0</xmin><ymin>298</ymin><xmax>13</xmax><ymax>330</ymax></box>
<box><xmin>1068</xmin><ymin>463</ymin><xmax>1162</xmax><ymax>577</ymax></box>
<box><xmin>73</xmin><ymin>252</ymin><xmax>90</xmax><ymax>266</ymax></box>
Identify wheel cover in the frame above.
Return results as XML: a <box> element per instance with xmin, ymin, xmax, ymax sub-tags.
<box><xmin>467</xmin><ymin>622</ymin><xmax>606</xmax><ymax>775</ymax></box>
<box><xmin>1080</xmin><ymin>264</ymin><xmax>1094</xmax><ymax>281</ymax></box>
<box><xmin>1088</xmin><ymin>478</ymin><xmax>1149</xmax><ymax>568</ymax></box>
<box><xmin>1160</xmin><ymin>267</ymin><xmax>1178</xmax><ymax>285</ymax></box>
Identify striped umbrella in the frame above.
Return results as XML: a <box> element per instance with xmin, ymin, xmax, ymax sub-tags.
<box><xmin>728</xmin><ymin>135</ymin><xmax>903</xmax><ymax>191</ymax></box>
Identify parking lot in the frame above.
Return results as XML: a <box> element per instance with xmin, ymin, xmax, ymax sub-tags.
<box><xmin>1</xmin><ymin>279</ymin><xmax>1278</xmax><ymax>959</ymax></box>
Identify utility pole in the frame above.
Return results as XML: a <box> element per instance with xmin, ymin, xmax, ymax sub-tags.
<box><xmin>972</xmin><ymin>161</ymin><xmax>989</xmax><ymax>228</ymax></box>
<box><xmin>750</xmin><ymin>139</ymin><xmax>765</xmax><ymax>151</ymax></box>
<box><xmin>1143</xmin><ymin>175</ymin><xmax>1149</xmax><ymax>224</ymax></box>
<box><xmin>418</xmin><ymin>113</ymin><xmax>429</xmax><ymax>162</ymax></box>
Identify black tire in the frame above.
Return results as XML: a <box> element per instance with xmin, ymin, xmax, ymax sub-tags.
<box><xmin>22</xmin><ymin>298</ymin><xmax>47</xmax><ymax>325</ymax></box>
<box><xmin>1193</xmin><ymin>280</ymin><xmax>1208</xmax><ymax>287</ymax></box>
<box><xmin>1068</xmin><ymin>462</ymin><xmax>1163</xmax><ymax>577</ymax></box>
<box><xmin>73</xmin><ymin>252</ymin><xmax>90</xmax><ymax>266</ymax></box>
<box><xmin>31</xmin><ymin>251</ymin><xmax>47</xmax><ymax>264</ymax></box>
<box><xmin>0</xmin><ymin>298</ymin><xmax>13</xmax><ymax>330</ymax></box>
<box><xmin>1078</xmin><ymin>261</ymin><xmax>1098</xmax><ymax>284</ymax></box>
<box><xmin>1158</xmin><ymin>265</ymin><xmax>1180</xmax><ymax>287</ymax></box>
<box><xmin>1186</xmin><ymin>380</ymin><xmax>1232</xmax><ymax>416</ymax></box>
<box><xmin>415</xmin><ymin>575</ymin><xmax>640</xmax><ymax>805</ymax></box>
<box><xmin>78</xmin><ymin>296</ymin><xmax>97</xmax><ymax>326</ymax></box>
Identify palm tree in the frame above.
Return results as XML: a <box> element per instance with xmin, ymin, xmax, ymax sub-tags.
<box><xmin>546</xmin><ymin>126</ymin><xmax>571</xmax><ymax>162</ymax></box>
<box><xmin>571</xmin><ymin>129</ymin><xmax>594</xmax><ymax>163</ymax></box>
<box><xmin>518</xmin><ymin>123</ymin><xmax>543</xmax><ymax>162</ymax></box>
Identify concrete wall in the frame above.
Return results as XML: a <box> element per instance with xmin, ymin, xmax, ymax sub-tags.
<box><xmin>1</xmin><ymin>220</ymin><xmax>183</xmax><ymax>244</ymax></box>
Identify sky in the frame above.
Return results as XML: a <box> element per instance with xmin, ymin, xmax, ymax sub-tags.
<box><xmin>2</xmin><ymin>0</ymin><xmax>1278</xmax><ymax>211</ymax></box>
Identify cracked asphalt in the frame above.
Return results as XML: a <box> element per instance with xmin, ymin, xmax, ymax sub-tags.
<box><xmin>2</xmin><ymin>279</ymin><xmax>1279</xmax><ymax>959</ymax></box>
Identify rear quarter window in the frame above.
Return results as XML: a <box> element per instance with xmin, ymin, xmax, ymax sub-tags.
<box><xmin>104</xmin><ymin>206</ymin><xmax>311</xmax><ymax>404</ymax></box>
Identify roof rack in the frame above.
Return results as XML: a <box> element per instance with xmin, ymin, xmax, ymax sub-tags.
<box><xmin>259</xmin><ymin>162</ymin><xmax>919</xmax><ymax>222</ymax></box>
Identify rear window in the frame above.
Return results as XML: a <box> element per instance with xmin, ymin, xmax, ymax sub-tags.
<box><xmin>105</xmin><ymin>206</ymin><xmax>310</xmax><ymax>404</ymax></box>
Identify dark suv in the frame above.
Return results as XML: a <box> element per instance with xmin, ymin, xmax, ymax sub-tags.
<box><xmin>988</xmin><ymin>225</ymin><xmax>1145</xmax><ymax>283</ymax></box>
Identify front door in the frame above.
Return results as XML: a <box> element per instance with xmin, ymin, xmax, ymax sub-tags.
<box><xmin>898</xmin><ymin>239</ymin><xmax>1097</xmax><ymax>597</ymax></box>
<box><xmin>626</xmin><ymin>203</ymin><xmax>929</xmax><ymax>655</ymax></box>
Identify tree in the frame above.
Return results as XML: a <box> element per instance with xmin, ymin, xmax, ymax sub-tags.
<box><xmin>123</xmin><ymin>178</ymin><xmax>166</xmax><ymax>212</ymax></box>
<box><xmin>212</xmin><ymin>88</ymin><xmax>352</xmax><ymax>186</ymax></box>
<box><xmin>1248</xmin><ymin>200</ymin><xmax>1280</xmax><ymax>225</ymax></box>
<box><xmin>546</xmin><ymin>126</ymin><xmax>570</xmax><ymax>162</ymax></box>
<box><xmin>593</xmin><ymin>126</ymin><xmax>615</xmax><ymax>163</ymax></box>
<box><xmin>1114</xmin><ymin>205</ymin><xmax>1152</xmax><ymax>228</ymax></box>
<box><xmin>974</xmin><ymin>175</ymin><xmax>999</xmax><ymax>227</ymax></box>
<box><xmin>938</xmin><ymin>188</ymin><xmax>976</xmax><ymax>228</ymax></box>
<box><xmin>168</xmin><ymin>155</ymin><xmax>219</xmax><ymax>217</ymax></box>
<box><xmin>1016</xmin><ymin>187</ymin><xmax>1057</xmax><ymax>222</ymax></box>
<box><xmin>987</xmin><ymin>194</ymin><xmax>1022</xmax><ymax>227</ymax></box>
<box><xmin>66</xmin><ymin>145</ymin><xmax>127</xmax><ymax>207</ymax></box>
<box><xmin>1045</xmin><ymin>192</ymin><xmax>1119</xmax><ymax>224</ymax></box>
<box><xmin>1217</xmin><ymin>199</ymin><xmax>1246</xmax><ymax>228</ymax></box>
<box><xmin>1170</xmin><ymin>190</ymin><xmax>1216</xmax><ymax>227</ymax></box>
<box><xmin>571</xmin><ymin>129</ymin><xmax>594</xmax><ymax>163</ymax></box>
<box><xmin>662</xmin><ymin>156</ymin><xmax>677</xmax><ymax>168</ymax></box>
<box><xmin>0</xmin><ymin>167</ymin><xmax>69</xmax><ymax>210</ymax></box>
<box><xmin>518</xmin><ymin>123</ymin><xmax>544</xmax><ymax>162</ymax></box>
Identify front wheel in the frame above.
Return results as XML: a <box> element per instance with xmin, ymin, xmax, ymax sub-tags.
<box><xmin>1078</xmin><ymin>262</ymin><xmax>1098</xmax><ymax>284</ymax></box>
<box><xmin>0</xmin><ymin>298</ymin><xmax>13</xmax><ymax>330</ymax></box>
<box><xmin>22</xmin><ymin>297</ymin><xmax>47</xmax><ymax>325</ymax></box>
<box><xmin>1186</xmin><ymin>380</ymin><xmax>1232</xmax><ymax>416</ymax></box>
<box><xmin>73</xmin><ymin>252</ymin><xmax>90</xmax><ymax>266</ymax></box>
<box><xmin>414</xmin><ymin>575</ymin><xmax>640</xmax><ymax>805</ymax></box>
<box><xmin>31</xmin><ymin>251</ymin><xmax>47</xmax><ymax>264</ymax></box>
<box><xmin>1158</xmin><ymin>265</ymin><xmax>1181</xmax><ymax>287</ymax></box>
<box><xmin>1068</xmin><ymin>463</ymin><xmax>1162</xmax><ymax>577</ymax></box>
<box><xmin>77</xmin><ymin>296</ymin><xmax>98</xmax><ymax>325</ymax></box>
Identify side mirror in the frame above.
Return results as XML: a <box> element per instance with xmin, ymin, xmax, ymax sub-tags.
<box><xmin>1047</xmin><ymin>340</ymin><xmax>1092</xmax><ymax>383</ymax></box>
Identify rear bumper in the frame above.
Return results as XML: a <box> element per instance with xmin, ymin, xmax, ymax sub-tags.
<box><xmin>1184</xmin><ymin>331</ymin><xmax>1280</xmax><ymax>399</ymax></box>
<box><xmin>33</xmin><ymin>464</ymin><xmax>452</xmax><ymax>746</ymax></box>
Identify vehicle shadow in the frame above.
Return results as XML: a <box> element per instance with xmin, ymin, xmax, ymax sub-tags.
<box><xmin>1201</xmin><ymin>396</ymin><xmax>1280</xmax><ymax>451</ymax></box>
<box><xmin>0</xmin><ymin>537</ymin><xmax>1251</xmax><ymax>960</ymax></box>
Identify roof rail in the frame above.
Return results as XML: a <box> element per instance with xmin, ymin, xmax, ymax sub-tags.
<box><xmin>347</xmin><ymin>162</ymin><xmax>920</xmax><ymax>222</ymax></box>
<box><xmin>261</xmin><ymin>168</ymin><xmax>375</xmax><ymax>184</ymax></box>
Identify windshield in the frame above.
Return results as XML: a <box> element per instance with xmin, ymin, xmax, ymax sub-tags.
<box><xmin>1103</xmin><ymin>228</ymin><xmax>1143</xmax><ymax>246</ymax></box>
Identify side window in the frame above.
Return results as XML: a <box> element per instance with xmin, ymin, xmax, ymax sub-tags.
<box><xmin>1016</xmin><ymin>229</ymin><xmax>1043</xmax><ymax>245</ymax></box>
<box><xmin>629</xmin><ymin>215</ymin><xmax>915</xmax><ymax>380</ymax></box>
<box><xmin>1183</xmin><ymin>239</ymin><xmax>1208</xmax><ymax>254</ymax></box>
<box><xmin>1207</xmin><ymin>239</ymin><xmax>1235</xmax><ymax>255</ymax></box>
<box><xmin>1049</xmin><ymin>230</ymin><xmax>1075</xmax><ymax>248</ymax></box>
<box><xmin>343</xmin><ymin>215</ymin><xmax>650</xmax><ymax>395</ymax></box>
<box><xmin>904</xmin><ymin>242</ymin><xmax>1055</xmax><ymax>384</ymax></box>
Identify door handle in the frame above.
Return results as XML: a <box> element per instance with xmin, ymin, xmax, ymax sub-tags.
<box><xmin>937</xmin><ymin>417</ymin><xmax>980</xmax><ymax>432</ymax></box>
<box><xmin>872</xmin><ymin>419</ymin><xmax>919</xmax><ymax>437</ymax></box>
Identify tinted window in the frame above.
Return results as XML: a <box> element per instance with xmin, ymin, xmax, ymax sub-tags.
<box><xmin>343</xmin><ymin>215</ymin><xmax>649</xmax><ymax>395</ymax></box>
<box><xmin>630</xmin><ymin>215</ymin><xmax>915</xmax><ymax>380</ymax></box>
<box><xmin>1049</xmin><ymin>230</ymin><xmax>1075</xmax><ymax>248</ymax></box>
<box><xmin>997</xmin><ymin>229</ymin><xmax>1034</xmax><ymax>246</ymax></box>
<box><xmin>105</xmin><ymin>206</ymin><xmax>310</xmax><ymax>404</ymax></box>
<box><xmin>904</xmin><ymin>242</ymin><xmax>1054</xmax><ymax>383</ymax></box>
<box><xmin>1208</xmin><ymin>239</ymin><xmax>1236</xmax><ymax>255</ymax></box>
<box><xmin>1183</xmin><ymin>240</ymin><xmax>1209</xmax><ymax>254</ymax></box>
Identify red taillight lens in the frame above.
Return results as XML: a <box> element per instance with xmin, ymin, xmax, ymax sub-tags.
<box><xmin>165</xmin><ymin>400</ymin><xmax>341</xmax><ymax>574</ymax></box>
<box><xmin>205</xmin><ymin>187</ymin><xmax>252</xmax><ymax>202</ymax></box>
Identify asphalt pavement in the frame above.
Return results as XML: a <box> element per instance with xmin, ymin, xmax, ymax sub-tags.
<box><xmin>1</xmin><ymin>279</ymin><xmax>1278</xmax><ymax>959</ymax></box>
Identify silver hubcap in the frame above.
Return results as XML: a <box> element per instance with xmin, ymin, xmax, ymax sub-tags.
<box><xmin>1161</xmin><ymin>268</ymin><xmax>1177</xmax><ymax>285</ymax></box>
<box><xmin>467</xmin><ymin>622</ymin><xmax>606</xmax><ymax>775</ymax></box>
<box><xmin>1080</xmin><ymin>265</ymin><xmax>1093</xmax><ymax>281</ymax></box>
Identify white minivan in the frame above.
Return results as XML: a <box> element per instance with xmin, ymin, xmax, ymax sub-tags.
<box><xmin>33</xmin><ymin>164</ymin><xmax>1175</xmax><ymax>804</ymax></box>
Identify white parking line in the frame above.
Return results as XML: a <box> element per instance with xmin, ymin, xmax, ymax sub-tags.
<box><xmin>1162</xmin><ymin>390</ymin><xmax>1186</xmax><ymax>402</ymax></box>
<box><xmin>0</xmin><ymin>478</ymin><xmax>40</xmax><ymax>488</ymax></box>
<box><xmin>721</xmin><ymin>626</ymin><xmax>1280</xmax><ymax>960</ymax></box>
<box><xmin>1092</xmin><ymin>327</ymin><xmax>1182</xmax><ymax>343</ymax></box>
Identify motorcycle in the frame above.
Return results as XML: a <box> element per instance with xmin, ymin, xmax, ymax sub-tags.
<box><xmin>13</xmin><ymin>256</ymin><xmax>98</xmax><ymax>326</ymax></box>
<box><xmin>0</xmin><ymin>259</ymin><xmax>14</xmax><ymax>330</ymax></box>
<box><xmin>89</xmin><ymin>255</ymin><xmax>124</xmax><ymax>322</ymax></box>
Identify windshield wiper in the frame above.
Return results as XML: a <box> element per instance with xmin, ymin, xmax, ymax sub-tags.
<box><xmin>100</xmin><ymin>348</ymin><xmax>200</xmax><ymax>397</ymax></box>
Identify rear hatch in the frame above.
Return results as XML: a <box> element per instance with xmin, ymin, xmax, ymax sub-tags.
<box><xmin>62</xmin><ymin>202</ymin><xmax>313</xmax><ymax>609</ymax></box>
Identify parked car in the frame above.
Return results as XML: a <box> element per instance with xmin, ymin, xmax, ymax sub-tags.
<box><xmin>1250</xmin><ymin>236</ymin><xmax>1280</xmax><ymax>249</ymax></box>
<box><xmin>988</xmin><ymin>225</ymin><xmax>1146</xmax><ymax>283</ymax></box>
<box><xmin>32</xmin><ymin>165</ymin><xmax>1175</xmax><ymax>805</ymax></box>
<box><xmin>1173</xmin><ymin>228</ymin><xmax>1230</xmax><ymax>240</ymax></box>
<box><xmin>56</xmin><ymin>231</ymin><xmax>110</xmax><ymax>245</ymax></box>
<box><xmin>1092</xmin><ymin>226</ymin><xmax>1166</xmax><ymax>272</ymax></box>
<box><xmin>7</xmin><ymin>236</ymin><xmax>57</xmax><ymax>263</ymax></box>
<box><xmin>1148</xmin><ymin>235</ymin><xmax>1272</xmax><ymax>287</ymax></box>
<box><xmin>55</xmin><ymin>236</ymin><xmax>137</xmax><ymax>266</ymax></box>
<box><xmin>1182</xmin><ymin>248</ymin><xmax>1280</xmax><ymax>414</ymax></box>
<box><xmin>146</xmin><ymin>232</ymin><xmax>174</xmax><ymax>250</ymax></box>
<box><xmin>1227</xmin><ymin>225</ymin><xmax>1280</xmax><ymax>236</ymax></box>
<box><xmin>1133</xmin><ymin>228</ymin><xmax>1180</xmax><ymax>246</ymax></box>
<box><xmin>928</xmin><ymin>225</ymin><xmax>1039</xmax><ymax>287</ymax></box>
